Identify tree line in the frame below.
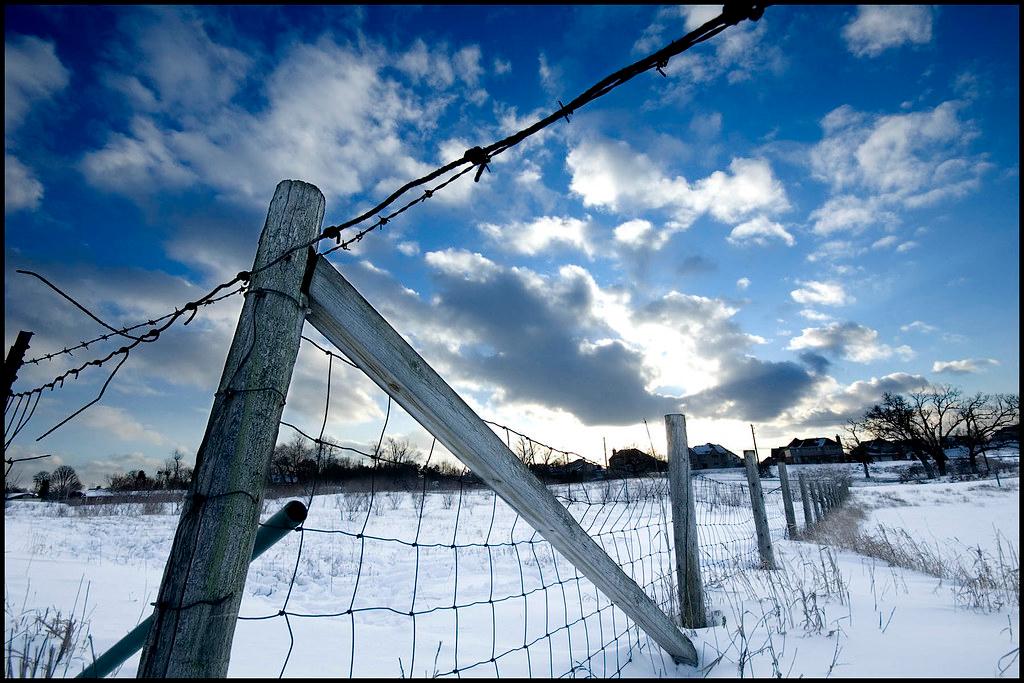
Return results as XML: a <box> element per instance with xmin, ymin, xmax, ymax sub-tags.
<box><xmin>847</xmin><ymin>386</ymin><xmax>1018</xmax><ymax>477</ymax></box>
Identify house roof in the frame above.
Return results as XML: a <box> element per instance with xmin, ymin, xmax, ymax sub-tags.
<box><xmin>691</xmin><ymin>443</ymin><xmax>739</xmax><ymax>457</ymax></box>
<box><xmin>787</xmin><ymin>437</ymin><xmax>840</xmax><ymax>449</ymax></box>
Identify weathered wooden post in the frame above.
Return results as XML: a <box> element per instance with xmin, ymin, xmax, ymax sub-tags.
<box><xmin>665</xmin><ymin>414</ymin><xmax>707</xmax><ymax>628</ymax></box>
<box><xmin>742</xmin><ymin>450</ymin><xmax>776</xmax><ymax>569</ymax></box>
<box><xmin>139</xmin><ymin>180</ymin><xmax>325</xmax><ymax>678</ymax></box>
<box><xmin>810</xmin><ymin>480</ymin><xmax>825</xmax><ymax>522</ymax></box>
<box><xmin>798</xmin><ymin>472</ymin><xmax>814</xmax><ymax>530</ymax></box>
<box><xmin>776</xmin><ymin>460</ymin><xmax>798</xmax><ymax>539</ymax></box>
<box><xmin>3</xmin><ymin>330</ymin><xmax>33</xmax><ymax>399</ymax></box>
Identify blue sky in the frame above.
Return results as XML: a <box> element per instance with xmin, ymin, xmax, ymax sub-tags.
<box><xmin>4</xmin><ymin>5</ymin><xmax>1019</xmax><ymax>486</ymax></box>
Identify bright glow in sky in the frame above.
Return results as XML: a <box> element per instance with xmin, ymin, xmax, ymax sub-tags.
<box><xmin>4</xmin><ymin>5</ymin><xmax>1019</xmax><ymax>486</ymax></box>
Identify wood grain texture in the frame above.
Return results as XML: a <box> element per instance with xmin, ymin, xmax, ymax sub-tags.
<box><xmin>775</xmin><ymin>461</ymin><xmax>798</xmax><ymax>540</ymax></box>
<box><xmin>306</xmin><ymin>256</ymin><xmax>698</xmax><ymax>666</ymax></box>
<box><xmin>139</xmin><ymin>180</ymin><xmax>325</xmax><ymax>678</ymax></box>
<box><xmin>665</xmin><ymin>414</ymin><xmax>707</xmax><ymax>629</ymax></box>
<box><xmin>743</xmin><ymin>451</ymin><xmax>777</xmax><ymax>570</ymax></box>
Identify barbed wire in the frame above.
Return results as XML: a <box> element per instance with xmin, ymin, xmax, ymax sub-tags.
<box><xmin>316</xmin><ymin>2</ymin><xmax>767</xmax><ymax>251</ymax></box>
<box><xmin>4</xmin><ymin>3</ymin><xmax>766</xmax><ymax>451</ymax></box>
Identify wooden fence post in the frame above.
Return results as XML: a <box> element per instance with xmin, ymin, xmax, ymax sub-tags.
<box><xmin>742</xmin><ymin>451</ymin><xmax>776</xmax><ymax>569</ymax></box>
<box><xmin>810</xmin><ymin>480</ymin><xmax>825</xmax><ymax>522</ymax></box>
<box><xmin>776</xmin><ymin>460</ymin><xmax>798</xmax><ymax>539</ymax></box>
<box><xmin>665</xmin><ymin>414</ymin><xmax>707</xmax><ymax>628</ymax></box>
<box><xmin>138</xmin><ymin>180</ymin><xmax>325</xmax><ymax>678</ymax></box>
<box><xmin>3</xmin><ymin>330</ymin><xmax>33</xmax><ymax>399</ymax></box>
<box><xmin>798</xmin><ymin>473</ymin><xmax>814</xmax><ymax>530</ymax></box>
<box><xmin>305</xmin><ymin>255</ymin><xmax>698</xmax><ymax>665</ymax></box>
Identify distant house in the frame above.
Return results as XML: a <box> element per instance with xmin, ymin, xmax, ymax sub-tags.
<box><xmin>850</xmin><ymin>438</ymin><xmax>911</xmax><ymax>462</ymax></box>
<box><xmin>608</xmin><ymin>448</ymin><xmax>666</xmax><ymax>476</ymax></box>
<box><xmin>778</xmin><ymin>436</ymin><xmax>844</xmax><ymax>464</ymax></box>
<box><xmin>991</xmin><ymin>424</ymin><xmax>1019</xmax><ymax>447</ymax></box>
<box><xmin>531</xmin><ymin>458</ymin><xmax>603</xmax><ymax>482</ymax></box>
<box><xmin>689</xmin><ymin>443</ymin><xmax>743</xmax><ymax>469</ymax></box>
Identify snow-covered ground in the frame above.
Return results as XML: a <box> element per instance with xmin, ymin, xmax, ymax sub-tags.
<box><xmin>4</xmin><ymin>466</ymin><xmax>1019</xmax><ymax>678</ymax></box>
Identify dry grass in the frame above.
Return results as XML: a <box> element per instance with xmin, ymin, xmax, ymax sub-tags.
<box><xmin>4</xmin><ymin>581</ymin><xmax>94</xmax><ymax>678</ymax></box>
<box><xmin>804</xmin><ymin>500</ymin><xmax>1019</xmax><ymax>612</ymax></box>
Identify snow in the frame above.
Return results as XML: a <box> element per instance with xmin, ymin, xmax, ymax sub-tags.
<box><xmin>4</xmin><ymin>468</ymin><xmax>1019</xmax><ymax>678</ymax></box>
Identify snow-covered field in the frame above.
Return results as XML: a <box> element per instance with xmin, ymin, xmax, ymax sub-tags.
<box><xmin>4</xmin><ymin>464</ymin><xmax>1019</xmax><ymax>678</ymax></box>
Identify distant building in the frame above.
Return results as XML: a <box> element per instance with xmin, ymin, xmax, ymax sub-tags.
<box><xmin>531</xmin><ymin>458</ymin><xmax>603</xmax><ymax>482</ymax></box>
<box><xmin>991</xmin><ymin>423</ymin><xmax>1019</xmax><ymax>446</ymax></box>
<box><xmin>849</xmin><ymin>438</ymin><xmax>912</xmax><ymax>462</ymax></box>
<box><xmin>608</xmin><ymin>448</ymin><xmax>666</xmax><ymax>476</ymax></box>
<box><xmin>689</xmin><ymin>443</ymin><xmax>743</xmax><ymax>469</ymax></box>
<box><xmin>778</xmin><ymin>436</ymin><xmax>844</xmax><ymax>464</ymax></box>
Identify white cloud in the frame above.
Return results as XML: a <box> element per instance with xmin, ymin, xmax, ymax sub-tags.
<box><xmin>5</xmin><ymin>154</ymin><xmax>43</xmax><ymax>212</ymax></box>
<box><xmin>682</xmin><ymin>5</ymin><xmax>723</xmax><ymax>32</ymax></box>
<box><xmin>790</xmin><ymin>280</ymin><xmax>853</xmax><ymax>307</ymax></box>
<box><xmin>424</xmin><ymin>248</ymin><xmax>500</xmax><ymax>282</ymax></box>
<box><xmin>81</xmin><ymin>117</ymin><xmax>197</xmax><ymax>191</ymax></box>
<box><xmin>900</xmin><ymin>320</ymin><xmax>937</xmax><ymax>334</ymax></box>
<box><xmin>895</xmin><ymin>240</ymin><xmax>918</xmax><ymax>253</ymax></box>
<box><xmin>567</xmin><ymin>139</ymin><xmax>788</xmax><ymax>233</ymax></box>
<box><xmin>538</xmin><ymin>52</ymin><xmax>562</xmax><ymax>95</ymax></box>
<box><xmin>5</xmin><ymin>34</ymin><xmax>70</xmax><ymax>130</ymax></box>
<box><xmin>690</xmin><ymin>112</ymin><xmax>723</xmax><ymax>138</ymax></box>
<box><xmin>809</xmin><ymin>195</ymin><xmax>898</xmax><ymax>235</ymax></box>
<box><xmin>478</xmin><ymin>216</ymin><xmax>594</xmax><ymax>257</ymax></box>
<box><xmin>396</xmin><ymin>241</ymin><xmax>420</xmax><ymax>256</ymax></box>
<box><xmin>872</xmin><ymin>235</ymin><xmax>899</xmax><ymax>250</ymax></box>
<box><xmin>81</xmin><ymin>406</ymin><xmax>167</xmax><ymax>445</ymax></box>
<box><xmin>799</xmin><ymin>309</ymin><xmax>833</xmax><ymax>322</ymax></box>
<box><xmin>727</xmin><ymin>216</ymin><xmax>794</xmax><ymax>247</ymax></box>
<box><xmin>85</xmin><ymin>38</ymin><xmax>457</xmax><ymax>205</ymax></box>
<box><xmin>810</xmin><ymin>102</ymin><xmax>989</xmax><ymax>208</ymax></box>
<box><xmin>932</xmin><ymin>358</ymin><xmax>1000</xmax><ymax>374</ymax></box>
<box><xmin>122</xmin><ymin>7</ymin><xmax>250</xmax><ymax>114</ymax></box>
<box><xmin>613</xmin><ymin>219</ymin><xmax>655</xmax><ymax>247</ymax></box>
<box><xmin>842</xmin><ymin>6</ymin><xmax>933</xmax><ymax>58</ymax></box>
<box><xmin>736</xmin><ymin>277</ymin><xmax>750</xmax><ymax>290</ymax></box>
<box><xmin>788</xmin><ymin>322</ymin><xmax>914</xmax><ymax>364</ymax></box>
<box><xmin>805</xmin><ymin>240</ymin><xmax>865</xmax><ymax>263</ymax></box>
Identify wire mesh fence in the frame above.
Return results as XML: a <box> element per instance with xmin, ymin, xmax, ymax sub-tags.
<box><xmin>207</xmin><ymin>337</ymin><xmax>849</xmax><ymax>678</ymax></box>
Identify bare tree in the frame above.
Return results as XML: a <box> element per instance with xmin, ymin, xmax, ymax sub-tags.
<box><xmin>49</xmin><ymin>465</ymin><xmax>82</xmax><ymax>500</ymax></box>
<box><xmin>514</xmin><ymin>436</ymin><xmax>537</xmax><ymax>466</ymax></box>
<box><xmin>861</xmin><ymin>393</ymin><xmax>936</xmax><ymax>478</ymax></box>
<box><xmin>843</xmin><ymin>418</ymin><xmax>871</xmax><ymax>479</ymax></box>
<box><xmin>383</xmin><ymin>437</ymin><xmax>421</xmax><ymax>466</ymax></box>
<box><xmin>32</xmin><ymin>470</ymin><xmax>50</xmax><ymax>497</ymax></box>
<box><xmin>913</xmin><ymin>386</ymin><xmax>967</xmax><ymax>476</ymax></box>
<box><xmin>958</xmin><ymin>393</ymin><xmax>1019</xmax><ymax>473</ymax></box>
<box><xmin>859</xmin><ymin>386</ymin><xmax>972</xmax><ymax>478</ymax></box>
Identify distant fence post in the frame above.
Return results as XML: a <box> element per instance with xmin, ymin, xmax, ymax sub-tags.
<box><xmin>798</xmin><ymin>473</ymin><xmax>814</xmax><ymax>530</ymax></box>
<box><xmin>776</xmin><ymin>460</ymin><xmax>798</xmax><ymax>539</ymax></box>
<box><xmin>742</xmin><ymin>450</ymin><xmax>776</xmax><ymax>569</ymax></box>
<box><xmin>810</xmin><ymin>480</ymin><xmax>825</xmax><ymax>522</ymax></box>
<box><xmin>138</xmin><ymin>180</ymin><xmax>325</xmax><ymax>678</ymax></box>
<box><xmin>665</xmin><ymin>414</ymin><xmax>707</xmax><ymax>628</ymax></box>
<box><xmin>305</xmin><ymin>255</ymin><xmax>698</xmax><ymax>665</ymax></box>
<box><xmin>3</xmin><ymin>330</ymin><xmax>33</xmax><ymax>399</ymax></box>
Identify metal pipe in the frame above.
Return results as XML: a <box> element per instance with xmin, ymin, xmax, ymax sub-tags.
<box><xmin>76</xmin><ymin>500</ymin><xmax>307</xmax><ymax>678</ymax></box>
